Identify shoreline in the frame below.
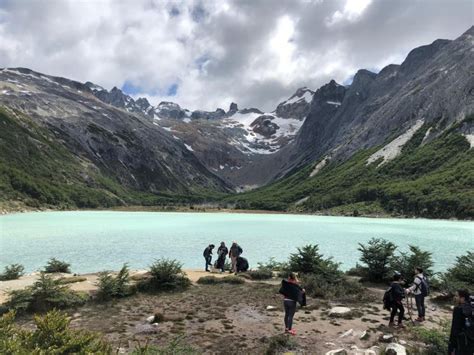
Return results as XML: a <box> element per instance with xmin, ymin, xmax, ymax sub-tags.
<box><xmin>0</xmin><ymin>204</ymin><xmax>470</xmax><ymax>221</ymax></box>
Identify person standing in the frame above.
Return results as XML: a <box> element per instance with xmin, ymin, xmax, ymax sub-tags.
<box><xmin>203</xmin><ymin>244</ymin><xmax>215</xmax><ymax>272</ymax></box>
<box><xmin>228</xmin><ymin>241</ymin><xmax>243</xmax><ymax>273</ymax></box>
<box><xmin>448</xmin><ymin>289</ymin><xmax>474</xmax><ymax>355</ymax></box>
<box><xmin>389</xmin><ymin>273</ymin><xmax>406</xmax><ymax>328</ymax></box>
<box><xmin>406</xmin><ymin>267</ymin><xmax>428</xmax><ymax>322</ymax></box>
<box><xmin>278</xmin><ymin>272</ymin><xmax>305</xmax><ymax>335</ymax></box>
<box><xmin>216</xmin><ymin>242</ymin><xmax>228</xmax><ymax>272</ymax></box>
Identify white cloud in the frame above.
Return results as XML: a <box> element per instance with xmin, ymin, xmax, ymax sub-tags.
<box><xmin>0</xmin><ymin>0</ymin><xmax>472</xmax><ymax>111</ymax></box>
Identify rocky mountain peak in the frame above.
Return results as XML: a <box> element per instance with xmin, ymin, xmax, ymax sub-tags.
<box><xmin>275</xmin><ymin>87</ymin><xmax>315</xmax><ymax>120</ymax></box>
<box><xmin>228</xmin><ymin>102</ymin><xmax>238</xmax><ymax>114</ymax></box>
<box><xmin>400</xmin><ymin>38</ymin><xmax>451</xmax><ymax>74</ymax></box>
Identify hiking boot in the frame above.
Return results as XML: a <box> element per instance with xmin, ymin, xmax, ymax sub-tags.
<box><xmin>388</xmin><ymin>321</ymin><xmax>395</xmax><ymax>327</ymax></box>
<box><xmin>415</xmin><ymin>317</ymin><xmax>424</xmax><ymax>322</ymax></box>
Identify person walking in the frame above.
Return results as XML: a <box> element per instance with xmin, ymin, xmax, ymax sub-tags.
<box><xmin>216</xmin><ymin>242</ymin><xmax>228</xmax><ymax>272</ymax></box>
<box><xmin>279</xmin><ymin>272</ymin><xmax>305</xmax><ymax>335</ymax></box>
<box><xmin>203</xmin><ymin>244</ymin><xmax>215</xmax><ymax>272</ymax></box>
<box><xmin>228</xmin><ymin>241</ymin><xmax>243</xmax><ymax>274</ymax></box>
<box><xmin>448</xmin><ymin>289</ymin><xmax>474</xmax><ymax>355</ymax></box>
<box><xmin>406</xmin><ymin>267</ymin><xmax>428</xmax><ymax>322</ymax></box>
<box><xmin>389</xmin><ymin>273</ymin><xmax>406</xmax><ymax>328</ymax></box>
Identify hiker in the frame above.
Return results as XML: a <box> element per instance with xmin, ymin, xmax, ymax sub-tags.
<box><xmin>448</xmin><ymin>289</ymin><xmax>474</xmax><ymax>355</ymax></box>
<box><xmin>228</xmin><ymin>241</ymin><xmax>243</xmax><ymax>273</ymax></box>
<box><xmin>388</xmin><ymin>272</ymin><xmax>406</xmax><ymax>328</ymax></box>
<box><xmin>235</xmin><ymin>256</ymin><xmax>249</xmax><ymax>273</ymax></box>
<box><xmin>215</xmin><ymin>242</ymin><xmax>228</xmax><ymax>272</ymax></box>
<box><xmin>203</xmin><ymin>244</ymin><xmax>215</xmax><ymax>272</ymax></box>
<box><xmin>278</xmin><ymin>272</ymin><xmax>306</xmax><ymax>335</ymax></box>
<box><xmin>406</xmin><ymin>267</ymin><xmax>429</xmax><ymax>322</ymax></box>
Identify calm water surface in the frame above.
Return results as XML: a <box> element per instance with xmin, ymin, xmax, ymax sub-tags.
<box><xmin>0</xmin><ymin>211</ymin><xmax>472</xmax><ymax>273</ymax></box>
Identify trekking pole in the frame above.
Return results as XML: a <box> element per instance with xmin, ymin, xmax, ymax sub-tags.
<box><xmin>405</xmin><ymin>294</ymin><xmax>415</xmax><ymax>325</ymax></box>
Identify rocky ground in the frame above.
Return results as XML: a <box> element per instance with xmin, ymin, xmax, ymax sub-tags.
<box><xmin>1</xmin><ymin>270</ymin><xmax>454</xmax><ymax>354</ymax></box>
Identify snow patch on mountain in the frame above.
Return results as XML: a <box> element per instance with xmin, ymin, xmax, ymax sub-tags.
<box><xmin>367</xmin><ymin>120</ymin><xmax>425</xmax><ymax>166</ymax></box>
<box><xmin>463</xmin><ymin>134</ymin><xmax>474</xmax><ymax>148</ymax></box>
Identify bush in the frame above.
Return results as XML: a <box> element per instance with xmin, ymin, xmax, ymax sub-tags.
<box><xmin>0</xmin><ymin>264</ymin><xmax>24</xmax><ymax>281</ymax></box>
<box><xmin>257</xmin><ymin>257</ymin><xmax>287</xmax><ymax>271</ymax></box>
<box><xmin>300</xmin><ymin>273</ymin><xmax>369</xmax><ymax>302</ymax></box>
<box><xmin>248</xmin><ymin>269</ymin><xmax>273</xmax><ymax>280</ymax></box>
<box><xmin>358</xmin><ymin>238</ymin><xmax>397</xmax><ymax>282</ymax></box>
<box><xmin>96</xmin><ymin>264</ymin><xmax>134</xmax><ymax>301</ymax></box>
<box><xmin>264</xmin><ymin>334</ymin><xmax>298</xmax><ymax>355</ymax></box>
<box><xmin>6</xmin><ymin>273</ymin><xmax>86</xmax><ymax>313</ymax></box>
<box><xmin>411</xmin><ymin>320</ymin><xmax>450</xmax><ymax>354</ymax></box>
<box><xmin>138</xmin><ymin>259</ymin><xmax>191</xmax><ymax>292</ymax></box>
<box><xmin>44</xmin><ymin>258</ymin><xmax>71</xmax><ymax>273</ymax></box>
<box><xmin>0</xmin><ymin>310</ymin><xmax>111</xmax><ymax>353</ymax></box>
<box><xmin>390</xmin><ymin>245</ymin><xmax>433</xmax><ymax>284</ymax></box>
<box><xmin>288</xmin><ymin>244</ymin><xmax>342</xmax><ymax>280</ymax></box>
<box><xmin>445</xmin><ymin>251</ymin><xmax>474</xmax><ymax>286</ymax></box>
<box><xmin>197</xmin><ymin>276</ymin><xmax>245</xmax><ymax>285</ymax></box>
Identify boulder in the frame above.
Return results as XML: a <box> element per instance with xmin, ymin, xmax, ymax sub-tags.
<box><xmin>379</xmin><ymin>333</ymin><xmax>394</xmax><ymax>342</ymax></box>
<box><xmin>329</xmin><ymin>306</ymin><xmax>352</xmax><ymax>316</ymax></box>
<box><xmin>326</xmin><ymin>349</ymin><xmax>347</xmax><ymax>355</ymax></box>
<box><xmin>385</xmin><ymin>343</ymin><xmax>407</xmax><ymax>355</ymax></box>
<box><xmin>339</xmin><ymin>328</ymin><xmax>354</xmax><ymax>338</ymax></box>
<box><xmin>266</xmin><ymin>305</ymin><xmax>277</xmax><ymax>311</ymax></box>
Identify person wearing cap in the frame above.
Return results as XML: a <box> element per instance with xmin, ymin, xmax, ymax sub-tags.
<box><xmin>228</xmin><ymin>241</ymin><xmax>243</xmax><ymax>274</ymax></box>
<box><xmin>389</xmin><ymin>272</ymin><xmax>406</xmax><ymax>328</ymax></box>
<box><xmin>216</xmin><ymin>242</ymin><xmax>228</xmax><ymax>272</ymax></box>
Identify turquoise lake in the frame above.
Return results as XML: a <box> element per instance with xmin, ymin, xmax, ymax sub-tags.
<box><xmin>0</xmin><ymin>211</ymin><xmax>472</xmax><ymax>273</ymax></box>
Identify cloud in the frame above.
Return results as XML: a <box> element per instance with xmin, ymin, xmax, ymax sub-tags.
<box><xmin>0</xmin><ymin>0</ymin><xmax>472</xmax><ymax>111</ymax></box>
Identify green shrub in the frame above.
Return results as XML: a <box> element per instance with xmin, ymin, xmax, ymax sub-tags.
<box><xmin>411</xmin><ymin>320</ymin><xmax>450</xmax><ymax>354</ymax></box>
<box><xmin>44</xmin><ymin>258</ymin><xmax>71</xmax><ymax>273</ymax></box>
<box><xmin>197</xmin><ymin>276</ymin><xmax>245</xmax><ymax>285</ymax></box>
<box><xmin>257</xmin><ymin>257</ymin><xmax>287</xmax><ymax>271</ymax></box>
<box><xmin>138</xmin><ymin>259</ymin><xmax>191</xmax><ymax>292</ymax></box>
<box><xmin>96</xmin><ymin>263</ymin><xmax>134</xmax><ymax>301</ymax></box>
<box><xmin>248</xmin><ymin>269</ymin><xmax>273</xmax><ymax>280</ymax></box>
<box><xmin>300</xmin><ymin>273</ymin><xmax>369</xmax><ymax>302</ymax></box>
<box><xmin>288</xmin><ymin>244</ymin><xmax>342</xmax><ymax>280</ymax></box>
<box><xmin>0</xmin><ymin>264</ymin><xmax>24</xmax><ymax>281</ymax></box>
<box><xmin>445</xmin><ymin>251</ymin><xmax>474</xmax><ymax>286</ymax></box>
<box><xmin>358</xmin><ymin>238</ymin><xmax>397</xmax><ymax>282</ymax></box>
<box><xmin>57</xmin><ymin>276</ymin><xmax>87</xmax><ymax>284</ymax></box>
<box><xmin>390</xmin><ymin>245</ymin><xmax>433</xmax><ymax>284</ymax></box>
<box><xmin>132</xmin><ymin>335</ymin><xmax>197</xmax><ymax>354</ymax></box>
<box><xmin>6</xmin><ymin>273</ymin><xmax>86</xmax><ymax>313</ymax></box>
<box><xmin>264</xmin><ymin>334</ymin><xmax>298</xmax><ymax>355</ymax></box>
<box><xmin>0</xmin><ymin>310</ymin><xmax>111</xmax><ymax>353</ymax></box>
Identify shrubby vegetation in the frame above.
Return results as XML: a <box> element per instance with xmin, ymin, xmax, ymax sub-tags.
<box><xmin>435</xmin><ymin>251</ymin><xmax>474</xmax><ymax>295</ymax></box>
<box><xmin>391</xmin><ymin>245</ymin><xmax>433</xmax><ymax>284</ymax></box>
<box><xmin>357</xmin><ymin>238</ymin><xmax>397</xmax><ymax>283</ymax></box>
<box><xmin>96</xmin><ymin>263</ymin><xmax>135</xmax><ymax>301</ymax></box>
<box><xmin>132</xmin><ymin>335</ymin><xmax>197</xmax><ymax>355</ymax></box>
<box><xmin>44</xmin><ymin>258</ymin><xmax>71</xmax><ymax>273</ymax></box>
<box><xmin>6</xmin><ymin>273</ymin><xmax>87</xmax><ymax>314</ymax></box>
<box><xmin>411</xmin><ymin>320</ymin><xmax>450</xmax><ymax>354</ymax></box>
<box><xmin>0</xmin><ymin>310</ymin><xmax>111</xmax><ymax>354</ymax></box>
<box><xmin>138</xmin><ymin>259</ymin><xmax>191</xmax><ymax>292</ymax></box>
<box><xmin>197</xmin><ymin>275</ymin><xmax>245</xmax><ymax>285</ymax></box>
<box><xmin>0</xmin><ymin>264</ymin><xmax>24</xmax><ymax>281</ymax></box>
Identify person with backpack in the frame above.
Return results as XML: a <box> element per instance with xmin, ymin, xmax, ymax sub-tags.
<box><xmin>228</xmin><ymin>241</ymin><xmax>243</xmax><ymax>274</ymax></box>
<box><xmin>203</xmin><ymin>244</ymin><xmax>215</xmax><ymax>272</ymax></box>
<box><xmin>278</xmin><ymin>272</ymin><xmax>306</xmax><ymax>335</ymax></box>
<box><xmin>449</xmin><ymin>289</ymin><xmax>474</xmax><ymax>355</ymax></box>
<box><xmin>388</xmin><ymin>272</ymin><xmax>406</xmax><ymax>328</ymax></box>
<box><xmin>215</xmin><ymin>242</ymin><xmax>228</xmax><ymax>272</ymax></box>
<box><xmin>406</xmin><ymin>267</ymin><xmax>429</xmax><ymax>322</ymax></box>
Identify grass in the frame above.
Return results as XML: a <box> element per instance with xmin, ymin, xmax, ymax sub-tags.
<box><xmin>196</xmin><ymin>275</ymin><xmax>245</xmax><ymax>285</ymax></box>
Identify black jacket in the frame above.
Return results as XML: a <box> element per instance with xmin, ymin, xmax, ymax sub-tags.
<box><xmin>203</xmin><ymin>246</ymin><xmax>213</xmax><ymax>258</ymax></box>
<box><xmin>279</xmin><ymin>280</ymin><xmax>306</xmax><ymax>306</ymax></box>
<box><xmin>390</xmin><ymin>282</ymin><xmax>405</xmax><ymax>304</ymax></box>
<box><xmin>449</xmin><ymin>303</ymin><xmax>474</xmax><ymax>354</ymax></box>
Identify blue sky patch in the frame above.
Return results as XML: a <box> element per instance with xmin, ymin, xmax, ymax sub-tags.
<box><xmin>167</xmin><ymin>83</ymin><xmax>178</xmax><ymax>96</ymax></box>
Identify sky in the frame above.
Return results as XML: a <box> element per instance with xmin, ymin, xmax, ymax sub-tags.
<box><xmin>0</xmin><ymin>0</ymin><xmax>472</xmax><ymax>111</ymax></box>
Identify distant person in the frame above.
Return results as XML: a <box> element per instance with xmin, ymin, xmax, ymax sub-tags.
<box><xmin>203</xmin><ymin>244</ymin><xmax>215</xmax><ymax>272</ymax></box>
<box><xmin>235</xmin><ymin>256</ymin><xmax>249</xmax><ymax>273</ymax></box>
<box><xmin>406</xmin><ymin>267</ymin><xmax>429</xmax><ymax>322</ymax></box>
<box><xmin>278</xmin><ymin>272</ymin><xmax>306</xmax><ymax>335</ymax></box>
<box><xmin>448</xmin><ymin>289</ymin><xmax>474</xmax><ymax>355</ymax></box>
<box><xmin>388</xmin><ymin>272</ymin><xmax>406</xmax><ymax>328</ymax></box>
<box><xmin>228</xmin><ymin>241</ymin><xmax>243</xmax><ymax>273</ymax></box>
<box><xmin>215</xmin><ymin>242</ymin><xmax>228</xmax><ymax>272</ymax></box>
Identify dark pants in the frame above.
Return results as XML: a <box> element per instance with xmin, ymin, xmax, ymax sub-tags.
<box><xmin>284</xmin><ymin>299</ymin><xmax>297</xmax><ymax>330</ymax></box>
<box><xmin>204</xmin><ymin>255</ymin><xmax>212</xmax><ymax>271</ymax></box>
<box><xmin>390</xmin><ymin>302</ymin><xmax>405</xmax><ymax>324</ymax></box>
<box><xmin>415</xmin><ymin>294</ymin><xmax>425</xmax><ymax>318</ymax></box>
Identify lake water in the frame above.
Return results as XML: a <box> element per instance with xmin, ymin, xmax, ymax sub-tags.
<box><xmin>0</xmin><ymin>211</ymin><xmax>472</xmax><ymax>274</ymax></box>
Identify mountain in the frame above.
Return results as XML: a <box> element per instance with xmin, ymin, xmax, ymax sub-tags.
<box><xmin>0</xmin><ymin>27</ymin><xmax>473</xmax><ymax>217</ymax></box>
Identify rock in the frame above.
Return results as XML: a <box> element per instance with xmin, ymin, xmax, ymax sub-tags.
<box><xmin>325</xmin><ymin>342</ymin><xmax>336</xmax><ymax>346</ymax></box>
<box><xmin>359</xmin><ymin>330</ymin><xmax>369</xmax><ymax>340</ymax></box>
<box><xmin>339</xmin><ymin>329</ymin><xmax>354</xmax><ymax>338</ymax></box>
<box><xmin>325</xmin><ymin>349</ymin><xmax>347</xmax><ymax>355</ymax></box>
<box><xmin>266</xmin><ymin>305</ymin><xmax>277</xmax><ymax>311</ymax></box>
<box><xmin>329</xmin><ymin>306</ymin><xmax>352</xmax><ymax>316</ymax></box>
<box><xmin>146</xmin><ymin>315</ymin><xmax>155</xmax><ymax>323</ymax></box>
<box><xmin>385</xmin><ymin>343</ymin><xmax>407</xmax><ymax>355</ymax></box>
<box><xmin>134</xmin><ymin>323</ymin><xmax>158</xmax><ymax>335</ymax></box>
<box><xmin>399</xmin><ymin>340</ymin><xmax>407</xmax><ymax>345</ymax></box>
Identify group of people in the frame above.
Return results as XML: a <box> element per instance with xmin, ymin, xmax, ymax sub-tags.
<box><xmin>386</xmin><ymin>267</ymin><xmax>473</xmax><ymax>355</ymax></box>
<box><xmin>202</xmin><ymin>241</ymin><xmax>248</xmax><ymax>273</ymax></box>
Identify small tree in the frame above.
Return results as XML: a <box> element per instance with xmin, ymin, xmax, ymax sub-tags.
<box><xmin>358</xmin><ymin>238</ymin><xmax>397</xmax><ymax>282</ymax></box>
<box><xmin>288</xmin><ymin>244</ymin><xmax>342</xmax><ymax>281</ymax></box>
<box><xmin>44</xmin><ymin>258</ymin><xmax>71</xmax><ymax>273</ymax></box>
<box><xmin>139</xmin><ymin>259</ymin><xmax>190</xmax><ymax>292</ymax></box>
<box><xmin>96</xmin><ymin>264</ymin><xmax>132</xmax><ymax>301</ymax></box>
<box><xmin>445</xmin><ymin>251</ymin><xmax>474</xmax><ymax>285</ymax></box>
<box><xmin>391</xmin><ymin>245</ymin><xmax>433</xmax><ymax>284</ymax></box>
<box><xmin>0</xmin><ymin>264</ymin><xmax>25</xmax><ymax>281</ymax></box>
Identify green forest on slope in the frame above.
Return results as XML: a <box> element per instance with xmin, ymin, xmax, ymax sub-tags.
<box><xmin>0</xmin><ymin>108</ymin><xmax>220</xmax><ymax>210</ymax></box>
<box><xmin>227</xmin><ymin>118</ymin><xmax>474</xmax><ymax>219</ymax></box>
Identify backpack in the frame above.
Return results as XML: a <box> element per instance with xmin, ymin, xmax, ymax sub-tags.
<box><xmin>238</xmin><ymin>246</ymin><xmax>243</xmax><ymax>255</ymax></box>
<box><xmin>461</xmin><ymin>296</ymin><xmax>474</xmax><ymax>341</ymax></box>
<box><xmin>383</xmin><ymin>287</ymin><xmax>394</xmax><ymax>310</ymax></box>
<box><xmin>416</xmin><ymin>275</ymin><xmax>430</xmax><ymax>297</ymax></box>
